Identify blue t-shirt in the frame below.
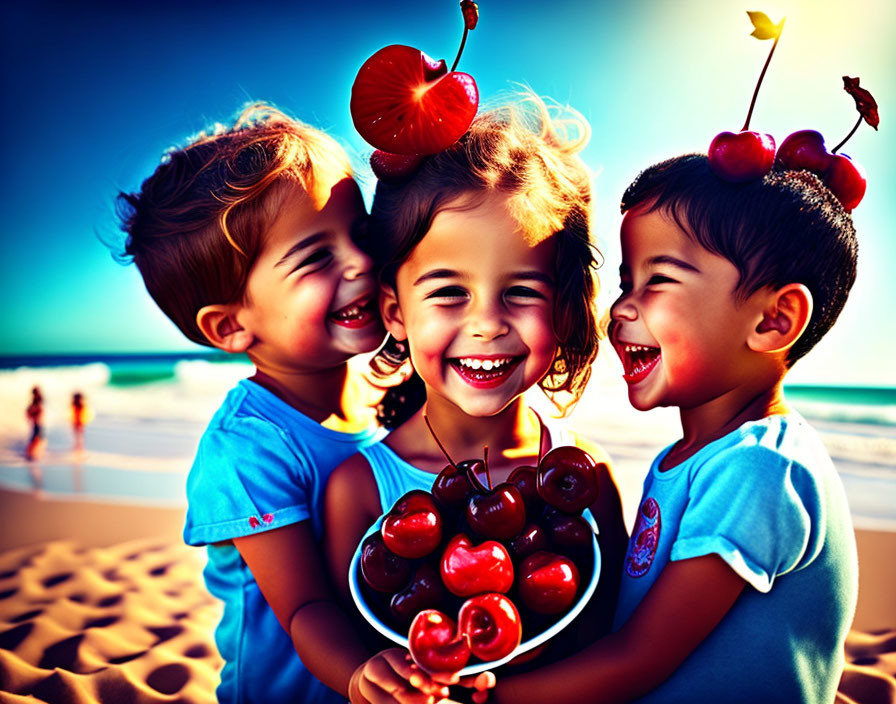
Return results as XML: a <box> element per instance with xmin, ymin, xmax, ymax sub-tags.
<box><xmin>614</xmin><ymin>413</ymin><xmax>858</xmax><ymax>703</ymax></box>
<box><xmin>183</xmin><ymin>379</ymin><xmax>384</xmax><ymax>704</ymax></box>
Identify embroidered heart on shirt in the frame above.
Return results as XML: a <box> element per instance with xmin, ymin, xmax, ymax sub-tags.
<box><xmin>248</xmin><ymin>514</ymin><xmax>275</xmax><ymax>529</ymax></box>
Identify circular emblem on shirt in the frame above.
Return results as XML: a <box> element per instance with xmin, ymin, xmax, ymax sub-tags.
<box><xmin>625</xmin><ymin>497</ymin><xmax>661</xmax><ymax>578</ymax></box>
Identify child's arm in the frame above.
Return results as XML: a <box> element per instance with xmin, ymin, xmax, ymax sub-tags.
<box><xmin>324</xmin><ymin>452</ymin><xmax>384</xmax><ymax>604</ymax></box>
<box><xmin>490</xmin><ymin>553</ymin><xmax>745</xmax><ymax>703</ymax></box>
<box><xmin>233</xmin><ymin>521</ymin><xmax>370</xmax><ymax>697</ymax></box>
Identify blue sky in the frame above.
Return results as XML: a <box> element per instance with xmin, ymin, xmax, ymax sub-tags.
<box><xmin>2</xmin><ymin>0</ymin><xmax>893</xmax><ymax>386</ymax></box>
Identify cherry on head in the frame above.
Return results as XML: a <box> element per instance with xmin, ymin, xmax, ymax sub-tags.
<box><xmin>707</xmin><ymin>12</ymin><xmax>784</xmax><ymax>183</ymax></box>
<box><xmin>350</xmin><ymin>0</ymin><xmax>480</xmax><ymax>179</ymax></box>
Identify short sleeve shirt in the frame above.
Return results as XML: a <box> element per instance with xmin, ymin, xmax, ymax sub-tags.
<box><xmin>184</xmin><ymin>379</ymin><xmax>384</xmax><ymax>704</ymax></box>
<box><xmin>613</xmin><ymin>414</ymin><xmax>858</xmax><ymax>703</ymax></box>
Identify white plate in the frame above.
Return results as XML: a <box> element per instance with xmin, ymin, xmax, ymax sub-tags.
<box><xmin>348</xmin><ymin>510</ymin><xmax>601</xmax><ymax>676</ymax></box>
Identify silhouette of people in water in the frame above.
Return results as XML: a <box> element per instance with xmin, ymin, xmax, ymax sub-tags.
<box><xmin>70</xmin><ymin>391</ymin><xmax>91</xmax><ymax>452</ymax></box>
<box><xmin>25</xmin><ymin>386</ymin><xmax>45</xmax><ymax>460</ymax></box>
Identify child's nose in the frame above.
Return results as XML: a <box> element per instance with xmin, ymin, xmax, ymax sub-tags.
<box><xmin>343</xmin><ymin>242</ymin><xmax>374</xmax><ymax>280</ymax></box>
<box><xmin>610</xmin><ymin>294</ymin><xmax>637</xmax><ymax>321</ymax></box>
<box><xmin>467</xmin><ymin>300</ymin><xmax>510</xmax><ymax>341</ymax></box>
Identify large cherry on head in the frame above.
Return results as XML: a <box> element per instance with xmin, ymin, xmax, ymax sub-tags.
<box><xmin>707</xmin><ymin>12</ymin><xmax>784</xmax><ymax>183</ymax></box>
<box><xmin>457</xmin><ymin>592</ymin><xmax>522</xmax><ymax>662</ymax></box>
<box><xmin>440</xmin><ymin>534</ymin><xmax>514</xmax><ymax>597</ymax></box>
<box><xmin>351</xmin><ymin>1</ymin><xmax>479</xmax><ymax>167</ymax></box>
<box><xmin>776</xmin><ymin>77</ymin><xmax>877</xmax><ymax>211</ymax></box>
<box><xmin>408</xmin><ymin>609</ymin><xmax>471</xmax><ymax>674</ymax></box>
<box><xmin>360</xmin><ymin>533</ymin><xmax>412</xmax><ymax>593</ymax></box>
<box><xmin>518</xmin><ymin>550</ymin><xmax>581</xmax><ymax>615</ymax></box>
<box><xmin>382</xmin><ymin>489</ymin><xmax>443</xmax><ymax>559</ymax></box>
<box><xmin>536</xmin><ymin>446</ymin><xmax>599</xmax><ymax>514</ymax></box>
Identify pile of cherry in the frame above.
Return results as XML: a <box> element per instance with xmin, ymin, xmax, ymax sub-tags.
<box><xmin>357</xmin><ymin>445</ymin><xmax>601</xmax><ymax>674</ymax></box>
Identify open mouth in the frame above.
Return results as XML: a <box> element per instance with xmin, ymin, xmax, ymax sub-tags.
<box><xmin>328</xmin><ymin>297</ymin><xmax>378</xmax><ymax>329</ymax></box>
<box><xmin>618</xmin><ymin>343</ymin><xmax>661</xmax><ymax>384</ymax></box>
<box><xmin>449</xmin><ymin>356</ymin><xmax>522</xmax><ymax>388</ymax></box>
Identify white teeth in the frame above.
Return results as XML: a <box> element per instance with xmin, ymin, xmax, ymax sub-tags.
<box><xmin>457</xmin><ymin>357</ymin><xmax>512</xmax><ymax>370</ymax></box>
<box><xmin>624</xmin><ymin>344</ymin><xmax>653</xmax><ymax>352</ymax></box>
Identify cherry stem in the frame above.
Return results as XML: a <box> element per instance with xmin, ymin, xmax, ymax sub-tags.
<box><xmin>832</xmin><ymin>115</ymin><xmax>863</xmax><ymax>154</ymax></box>
<box><xmin>483</xmin><ymin>446</ymin><xmax>492</xmax><ymax>491</ymax></box>
<box><xmin>423</xmin><ymin>412</ymin><xmax>457</xmax><ymax>468</ymax></box>
<box><xmin>450</xmin><ymin>25</ymin><xmax>469</xmax><ymax>72</ymax></box>
<box><xmin>741</xmin><ymin>26</ymin><xmax>783</xmax><ymax>132</ymax></box>
<box><xmin>536</xmin><ymin>415</ymin><xmax>545</xmax><ymax>465</ymax></box>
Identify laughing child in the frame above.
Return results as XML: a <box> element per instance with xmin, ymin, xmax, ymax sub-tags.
<box><xmin>324</xmin><ymin>94</ymin><xmax>628</xmax><ymax>703</ymax></box>
<box><xmin>477</xmin><ymin>154</ymin><xmax>860</xmax><ymax>703</ymax></box>
<box><xmin>117</xmin><ymin>103</ymin><xmax>389</xmax><ymax>703</ymax></box>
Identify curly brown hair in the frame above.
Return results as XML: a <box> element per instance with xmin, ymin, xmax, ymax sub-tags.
<box><xmin>116</xmin><ymin>103</ymin><xmax>353</xmax><ymax>346</ymax></box>
<box><xmin>368</xmin><ymin>92</ymin><xmax>601</xmax><ymax>415</ymax></box>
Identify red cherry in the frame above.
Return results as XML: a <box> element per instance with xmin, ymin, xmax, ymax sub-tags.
<box><xmin>775</xmin><ymin>129</ymin><xmax>834</xmax><ymax>174</ymax></box>
<box><xmin>545</xmin><ymin>512</ymin><xmax>593</xmax><ymax>554</ymax></box>
<box><xmin>825</xmin><ymin>153</ymin><xmax>867</xmax><ymax>211</ymax></box>
<box><xmin>382</xmin><ymin>490</ymin><xmax>443</xmax><ymax>559</ymax></box>
<box><xmin>518</xmin><ymin>550</ymin><xmax>580</xmax><ymax>615</ymax></box>
<box><xmin>369</xmin><ymin>150</ymin><xmax>425</xmax><ymax>181</ymax></box>
<box><xmin>507</xmin><ymin>465</ymin><xmax>540</xmax><ymax>510</ymax></box>
<box><xmin>508</xmin><ymin>522</ymin><xmax>549</xmax><ymax>560</ymax></box>
<box><xmin>707</xmin><ymin>131</ymin><xmax>776</xmax><ymax>182</ymax></box>
<box><xmin>408</xmin><ymin>609</ymin><xmax>471</xmax><ymax>674</ymax></box>
<box><xmin>432</xmin><ymin>460</ymin><xmax>480</xmax><ymax>510</ymax></box>
<box><xmin>440</xmin><ymin>534</ymin><xmax>514</xmax><ymax>597</ymax></box>
<box><xmin>350</xmin><ymin>45</ymin><xmax>478</xmax><ymax>156</ymax></box>
<box><xmin>465</xmin><ymin>481</ymin><xmax>526</xmax><ymax>541</ymax></box>
<box><xmin>360</xmin><ymin>533</ymin><xmax>412</xmax><ymax>593</ymax></box>
<box><xmin>536</xmin><ymin>446</ymin><xmax>599</xmax><ymax>514</ymax></box>
<box><xmin>458</xmin><ymin>593</ymin><xmax>522</xmax><ymax>662</ymax></box>
<box><xmin>390</xmin><ymin>562</ymin><xmax>446</xmax><ymax>626</ymax></box>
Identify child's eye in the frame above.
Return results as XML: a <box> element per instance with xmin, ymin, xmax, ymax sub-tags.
<box><xmin>295</xmin><ymin>248</ymin><xmax>333</xmax><ymax>271</ymax></box>
<box><xmin>506</xmin><ymin>286</ymin><xmax>545</xmax><ymax>300</ymax></box>
<box><xmin>647</xmin><ymin>274</ymin><xmax>676</xmax><ymax>286</ymax></box>
<box><xmin>426</xmin><ymin>286</ymin><xmax>467</xmax><ymax>300</ymax></box>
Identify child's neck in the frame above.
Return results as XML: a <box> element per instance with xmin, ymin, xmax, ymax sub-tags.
<box><xmin>250</xmin><ymin>363</ymin><xmax>378</xmax><ymax>433</ymax></box>
<box><xmin>665</xmin><ymin>380</ymin><xmax>789</xmax><ymax>469</ymax></box>
<box><xmin>390</xmin><ymin>395</ymin><xmax>544</xmax><ymax>482</ymax></box>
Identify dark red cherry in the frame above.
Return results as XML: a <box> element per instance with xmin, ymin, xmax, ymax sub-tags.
<box><xmin>360</xmin><ymin>533</ymin><xmax>412</xmax><ymax>593</ymax></box>
<box><xmin>707</xmin><ymin>130</ymin><xmax>776</xmax><ymax>182</ymax></box>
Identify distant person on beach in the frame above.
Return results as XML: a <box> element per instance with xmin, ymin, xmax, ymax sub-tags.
<box><xmin>69</xmin><ymin>391</ymin><xmax>91</xmax><ymax>452</ymax></box>
<box><xmin>116</xmin><ymin>103</ymin><xmax>393</xmax><ymax>704</ymax></box>
<box><xmin>430</xmin><ymin>158</ymin><xmax>858</xmax><ymax>703</ymax></box>
<box><xmin>25</xmin><ymin>386</ymin><xmax>44</xmax><ymax>460</ymax></box>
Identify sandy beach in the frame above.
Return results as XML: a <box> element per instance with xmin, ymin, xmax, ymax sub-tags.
<box><xmin>0</xmin><ymin>358</ymin><xmax>894</xmax><ymax>702</ymax></box>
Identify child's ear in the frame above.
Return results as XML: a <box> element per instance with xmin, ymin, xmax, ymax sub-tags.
<box><xmin>748</xmin><ymin>283</ymin><xmax>813</xmax><ymax>354</ymax></box>
<box><xmin>379</xmin><ymin>285</ymin><xmax>408</xmax><ymax>341</ymax></box>
<box><xmin>196</xmin><ymin>304</ymin><xmax>254</xmax><ymax>353</ymax></box>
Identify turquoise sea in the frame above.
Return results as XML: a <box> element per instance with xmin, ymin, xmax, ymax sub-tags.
<box><xmin>0</xmin><ymin>353</ymin><xmax>894</xmax><ymax>529</ymax></box>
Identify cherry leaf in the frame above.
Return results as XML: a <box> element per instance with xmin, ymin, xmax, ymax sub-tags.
<box><xmin>747</xmin><ymin>11</ymin><xmax>784</xmax><ymax>40</ymax></box>
<box><xmin>460</xmin><ymin>0</ymin><xmax>479</xmax><ymax>31</ymax></box>
<box><xmin>843</xmin><ymin>76</ymin><xmax>879</xmax><ymax>130</ymax></box>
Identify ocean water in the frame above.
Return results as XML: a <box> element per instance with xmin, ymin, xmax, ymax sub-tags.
<box><xmin>1</xmin><ymin>353</ymin><xmax>894</xmax><ymax>529</ymax></box>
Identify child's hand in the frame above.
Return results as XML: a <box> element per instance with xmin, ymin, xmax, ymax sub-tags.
<box><xmin>349</xmin><ymin>648</ymin><xmax>449</xmax><ymax>704</ymax></box>
<box><xmin>348</xmin><ymin>649</ymin><xmax>496</xmax><ymax>704</ymax></box>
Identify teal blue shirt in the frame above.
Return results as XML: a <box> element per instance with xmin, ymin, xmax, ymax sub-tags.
<box><xmin>614</xmin><ymin>413</ymin><xmax>858</xmax><ymax>703</ymax></box>
<box><xmin>183</xmin><ymin>379</ymin><xmax>384</xmax><ymax>704</ymax></box>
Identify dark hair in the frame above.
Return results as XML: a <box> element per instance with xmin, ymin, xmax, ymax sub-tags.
<box><xmin>621</xmin><ymin>154</ymin><xmax>858</xmax><ymax>364</ymax></box>
<box><xmin>116</xmin><ymin>103</ymin><xmax>352</xmax><ymax>346</ymax></box>
<box><xmin>368</xmin><ymin>93</ymin><xmax>601</xmax><ymax>417</ymax></box>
